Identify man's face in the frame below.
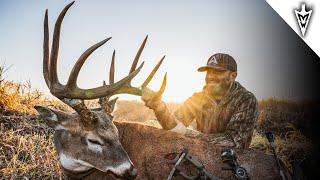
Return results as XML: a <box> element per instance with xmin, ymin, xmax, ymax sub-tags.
<box><xmin>203</xmin><ymin>69</ymin><xmax>237</xmax><ymax>98</ymax></box>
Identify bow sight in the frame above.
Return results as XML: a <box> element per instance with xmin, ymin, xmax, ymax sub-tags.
<box><xmin>221</xmin><ymin>148</ymin><xmax>249</xmax><ymax>180</ymax></box>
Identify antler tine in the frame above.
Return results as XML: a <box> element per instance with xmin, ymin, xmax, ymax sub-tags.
<box><xmin>44</xmin><ymin>1</ymin><xmax>91</xmax><ymax>120</ymax></box>
<box><xmin>140</xmin><ymin>57</ymin><xmax>167</xmax><ymax>97</ymax></box>
<box><xmin>49</xmin><ymin>1</ymin><xmax>75</xmax><ymax>87</ymax></box>
<box><xmin>43</xmin><ymin>9</ymin><xmax>50</xmax><ymax>88</ymax></box>
<box><xmin>100</xmin><ymin>51</ymin><xmax>117</xmax><ymax>112</ymax></box>
<box><xmin>109</xmin><ymin>50</ymin><xmax>115</xmax><ymax>84</ymax></box>
<box><xmin>129</xmin><ymin>35</ymin><xmax>148</xmax><ymax>74</ymax></box>
<box><xmin>99</xmin><ymin>49</ymin><xmax>115</xmax><ymax>107</ymax></box>
<box><xmin>104</xmin><ymin>36</ymin><xmax>147</xmax><ymax>96</ymax></box>
<box><xmin>156</xmin><ymin>72</ymin><xmax>167</xmax><ymax>97</ymax></box>
<box><xmin>66</xmin><ymin>37</ymin><xmax>112</xmax><ymax>89</ymax></box>
<box><xmin>141</xmin><ymin>55</ymin><xmax>165</xmax><ymax>88</ymax></box>
<box><xmin>109</xmin><ymin>55</ymin><xmax>166</xmax><ymax>97</ymax></box>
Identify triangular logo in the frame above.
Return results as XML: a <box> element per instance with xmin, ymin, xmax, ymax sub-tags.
<box><xmin>208</xmin><ymin>56</ymin><xmax>218</xmax><ymax>65</ymax></box>
<box><xmin>294</xmin><ymin>3</ymin><xmax>312</xmax><ymax>37</ymax></box>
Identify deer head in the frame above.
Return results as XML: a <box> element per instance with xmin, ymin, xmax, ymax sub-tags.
<box><xmin>34</xmin><ymin>1</ymin><xmax>166</xmax><ymax>179</ymax></box>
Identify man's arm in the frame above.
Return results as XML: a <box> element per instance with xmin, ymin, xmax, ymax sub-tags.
<box><xmin>223</xmin><ymin>93</ymin><xmax>258</xmax><ymax>148</ymax></box>
<box><xmin>144</xmin><ymin>99</ymin><xmax>178</xmax><ymax>130</ymax></box>
<box><xmin>173</xmin><ymin>92</ymin><xmax>204</xmax><ymax>126</ymax></box>
<box><xmin>143</xmin><ymin>88</ymin><xmax>203</xmax><ymax>131</ymax></box>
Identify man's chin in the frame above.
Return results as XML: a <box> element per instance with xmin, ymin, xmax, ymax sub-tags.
<box><xmin>203</xmin><ymin>89</ymin><xmax>225</xmax><ymax>101</ymax></box>
<box><xmin>204</xmin><ymin>83</ymin><xmax>231</xmax><ymax>97</ymax></box>
<box><xmin>204</xmin><ymin>87</ymin><xmax>221</xmax><ymax>95</ymax></box>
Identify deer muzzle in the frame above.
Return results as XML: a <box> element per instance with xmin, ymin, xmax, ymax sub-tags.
<box><xmin>124</xmin><ymin>165</ymin><xmax>137</xmax><ymax>179</ymax></box>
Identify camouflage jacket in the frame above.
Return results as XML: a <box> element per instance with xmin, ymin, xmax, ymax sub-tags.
<box><xmin>145</xmin><ymin>81</ymin><xmax>258</xmax><ymax>149</ymax></box>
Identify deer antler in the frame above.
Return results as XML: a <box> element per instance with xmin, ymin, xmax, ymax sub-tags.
<box><xmin>43</xmin><ymin>1</ymin><xmax>166</xmax><ymax>117</ymax></box>
<box><xmin>99</xmin><ymin>49</ymin><xmax>167</xmax><ymax>113</ymax></box>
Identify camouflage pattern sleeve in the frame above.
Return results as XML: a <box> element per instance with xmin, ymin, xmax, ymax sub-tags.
<box><xmin>225</xmin><ymin>93</ymin><xmax>259</xmax><ymax>149</ymax></box>
<box><xmin>145</xmin><ymin>99</ymin><xmax>178</xmax><ymax>130</ymax></box>
<box><xmin>173</xmin><ymin>92</ymin><xmax>204</xmax><ymax>127</ymax></box>
<box><xmin>145</xmin><ymin>92</ymin><xmax>203</xmax><ymax>130</ymax></box>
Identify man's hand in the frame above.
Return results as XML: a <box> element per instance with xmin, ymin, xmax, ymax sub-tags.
<box><xmin>141</xmin><ymin>86</ymin><xmax>161</xmax><ymax>104</ymax></box>
<box><xmin>141</xmin><ymin>86</ymin><xmax>178</xmax><ymax>130</ymax></box>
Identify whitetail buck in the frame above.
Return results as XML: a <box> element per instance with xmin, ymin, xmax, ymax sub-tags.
<box><xmin>35</xmin><ymin>2</ymin><xmax>291</xmax><ymax>180</ymax></box>
<box><xmin>35</xmin><ymin>1</ymin><xmax>166</xmax><ymax>179</ymax></box>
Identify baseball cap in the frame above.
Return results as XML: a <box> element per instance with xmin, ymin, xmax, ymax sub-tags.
<box><xmin>197</xmin><ymin>53</ymin><xmax>237</xmax><ymax>72</ymax></box>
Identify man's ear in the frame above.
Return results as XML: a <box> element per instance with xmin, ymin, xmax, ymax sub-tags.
<box><xmin>34</xmin><ymin>106</ymin><xmax>67</xmax><ymax>130</ymax></box>
<box><xmin>230</xmin><ymin>71</ymin><xmax>237</xmax><ymax>80</ymax></box>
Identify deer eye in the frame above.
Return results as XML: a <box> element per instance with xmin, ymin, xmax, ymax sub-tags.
<box><xmin>87</xmin><ymin>139</ymin><xmax>103</xmax><ymax>146</ymax></box>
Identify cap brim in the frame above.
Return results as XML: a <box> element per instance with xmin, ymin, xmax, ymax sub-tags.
<box><xmin>197</xmin><ymin>66</ymin><xmax>228</xmax><ymax>72</ymax></box>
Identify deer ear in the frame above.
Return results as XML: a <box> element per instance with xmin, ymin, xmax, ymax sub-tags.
<box><xmin>34</xmin><ymin>106</ymin><xmax>65</xmax><ymax>130</ymax></box>
<box><xmin>109</xmin><ymin>97</ymin><xmax>118</xmax><ymax>113</ymax></box>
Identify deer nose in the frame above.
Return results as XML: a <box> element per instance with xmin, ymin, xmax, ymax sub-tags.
<box><xmin>125</xmin><ymin>165</ymin><xmax>137</xmax><ymax>179</ymax></box>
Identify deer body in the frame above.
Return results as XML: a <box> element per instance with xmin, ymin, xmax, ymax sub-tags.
<box><xmin>115</xmin><ymin>122</ymin><xmax>284</xmax><ymax>180</ymax></box>
<box><xmin>54</xmin><ymin>121</ymin><xmax>286</xmax><ymax>179</ymax></box>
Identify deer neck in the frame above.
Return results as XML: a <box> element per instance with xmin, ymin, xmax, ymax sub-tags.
<box><xmin>61</xmin><ymin>166</ymin><xmax>115</xmax><ymax>180</ymax></box>
<box><xmin>61</xmin><ymin>166</ymin><xmax>96</xmax><ymax>179</ymax></box>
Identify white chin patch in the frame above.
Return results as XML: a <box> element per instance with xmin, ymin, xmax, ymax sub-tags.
<box><xmin>105</xmin><ymin>162</ymin><xmax>131</xmax><ymax>175</ymax></box>
<box><xmin>59</xmin><ymin>153</ymin><xmax>93</xmax><ymax>172</ymax></box>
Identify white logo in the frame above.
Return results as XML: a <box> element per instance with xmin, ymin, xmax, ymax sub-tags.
<box><xmin>294</xmin><ymin>3</ymin><xmax>312</xmax><ymax>37</ymax></box>
<box><xmin>208</xmin><ymin>56</ymin><xmax>218</xmax><ymax>65</ymax></box>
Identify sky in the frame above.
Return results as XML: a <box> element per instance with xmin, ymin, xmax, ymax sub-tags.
<box><xmin>0</xmin><ymin>0</ymin><xmax>316</xmax><ymax>102</ymax></box>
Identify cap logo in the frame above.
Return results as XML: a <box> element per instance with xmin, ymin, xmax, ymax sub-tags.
<box><xmin>208</xmin><ymin>56</ymin><xmax>218</xmax><ymax>65</ymax></box>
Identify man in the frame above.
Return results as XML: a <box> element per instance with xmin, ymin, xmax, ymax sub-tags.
<box><xmin>141</xmin><ymin>53</ymin><xmax>258</xmax><ymax>149</ymax></box>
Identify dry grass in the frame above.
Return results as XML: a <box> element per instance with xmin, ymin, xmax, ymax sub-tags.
<box><xmin>0</xmin><ymin>115</ymin><xmax>62</xmax><ymax>179</ymax></box>
<box><xmin>252</xmin><ymin>98</ymin><xmax>316</xmax><ymax>170</ymax></box>
<box><xmin>0</xmin><ymin>80</ymin><xmax>68</xmax><ymax>116</ymax></box>
<box><xmin>0</xmin><ymin>66</ymin><xmax>66</xmax><ymax>179</ymax></box>
<box><xmin>250</xmin><ymin>129</ymin><xmax>313</xmax><ymax>170</ymax></box>
<box><xmin>0</xmin><ymin>65</ymin><xmax>69</xmax><ymax>116</ymax></box>
<box><xmin>0</xmin><ymin>66</ymin><xmax>316</xmax><ymax>179</ymax></box>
